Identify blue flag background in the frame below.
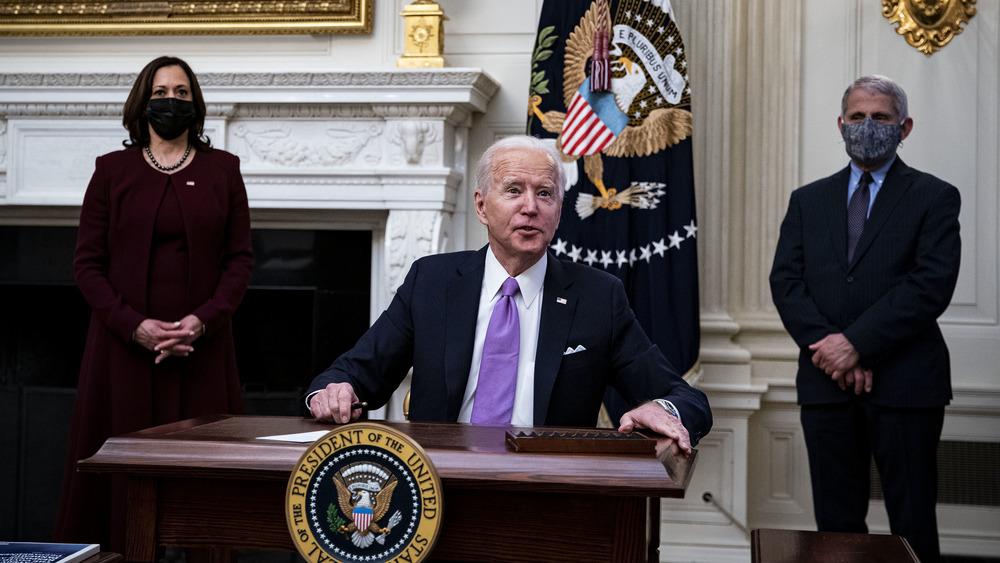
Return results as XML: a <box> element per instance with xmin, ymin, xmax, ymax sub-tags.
<box><xmin>528</xmin><ymin>0</ymin><xmax>699</xmax><ymax>419</ymax></box>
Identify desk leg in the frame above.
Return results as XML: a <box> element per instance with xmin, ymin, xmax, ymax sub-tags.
<box><xmin>125</xmin><ymin>477</ymin><xmax>158</xmax><ymax>563</ymax></box>
<box><xmin>204</xmin><ymin>548</ymin><xmax>235</xmax><ymax>563</ymax></box>
<box><xmin>646</xmin><ymin>498</ymin><xmax>661</xmax><ymax>563</ymax></box>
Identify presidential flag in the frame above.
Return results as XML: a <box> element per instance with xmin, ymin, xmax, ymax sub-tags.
<box><xmin>528</xmin><ymin>0</ymin><xmax>699</xmax><ymax>419</ymax></box>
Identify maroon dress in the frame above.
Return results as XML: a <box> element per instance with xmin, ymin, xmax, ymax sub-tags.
<box><xmin>54</xmin><ymin>147</ymin><xmax>254</xmax><ymax>551</ymax></box>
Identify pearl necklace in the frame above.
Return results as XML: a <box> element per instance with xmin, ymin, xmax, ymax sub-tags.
<box><xmin>145</xmin><ymin>145</ymin><xmax>192</xmax><ymax>172</ymax></box>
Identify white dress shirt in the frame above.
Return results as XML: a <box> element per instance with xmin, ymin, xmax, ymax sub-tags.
<box><xmin>457</xmin><ymin>247</ymin><xmax>546</xmax><ymax>426</ymax></box>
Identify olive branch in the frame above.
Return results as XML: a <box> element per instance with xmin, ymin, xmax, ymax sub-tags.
<box><xmin>527</xmin><ymin>25</ymin><xmax>556</xmax><ymax>133</ymax></box>
<box><xmin>327</xmin><ymin>503</ymin><xmax>346</xmax><ymax>532</ymax></box>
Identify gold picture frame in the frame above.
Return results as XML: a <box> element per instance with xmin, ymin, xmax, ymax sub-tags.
<box><xmin>882</xmin><ymin>0</ymin><xmax>977</xmax><ymax>57</ymax></box>
<box><xmin>0</xmin><ymin>0</ymin><xmax>373</xmax><ymax>36</ymax></box>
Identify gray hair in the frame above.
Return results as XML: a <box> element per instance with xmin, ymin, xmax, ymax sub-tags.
<box><xmin>474</xmin><ymin>135</ymin><xmax>565</xmax><ymax>199</ymax></box>
<box><xmin>841</xmin><ymin>75</ymin><xmax>909</xmax><ymax>122</ymax></box>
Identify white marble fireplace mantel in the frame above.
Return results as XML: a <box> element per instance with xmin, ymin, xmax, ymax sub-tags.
<box><xmin>0</xmin><ymin>69</ymin><xmax>499</xmax><ymax>313</ymax></box>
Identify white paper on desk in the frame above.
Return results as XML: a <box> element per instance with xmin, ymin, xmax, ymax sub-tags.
<box><xmin>257</xmin><ymin>430</ymin><xmax>330</xmax><ymax>443</ymax></box>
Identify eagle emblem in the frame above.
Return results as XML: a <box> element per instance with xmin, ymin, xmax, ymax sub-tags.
<box><xmin>528</xmin><ymin>0</ymin><xmax>693</xmax><ymax>219</ymax></box>
<box><xmin>333</xmin><ymin>462</ymin><xmax>403</xmax><ymax>549</ymax></box>
<box><xmin>286</xmin><ymin>423</ymin><xmax>443</xmax><ymax>563</ymax></box>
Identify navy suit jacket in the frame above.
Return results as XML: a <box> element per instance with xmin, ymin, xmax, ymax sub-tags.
<box><xmin>308</xmin><ymin>247</ymin><xmax>712</xmax><ymax>445</ymax></box>
<box><xmin>770</xmin><ymin>158</ymin><xmax>961</xmax><ymax>407</ymax></box>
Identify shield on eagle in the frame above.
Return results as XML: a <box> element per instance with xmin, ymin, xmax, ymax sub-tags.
<box><xmin>352</xmin><ymin>506</ymin><xmax>373</xmax><ymax>532</ymax></box>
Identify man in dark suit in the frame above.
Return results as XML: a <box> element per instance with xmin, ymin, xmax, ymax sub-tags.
<box><xmin>307</xmin><ymin>135</ymin><xmax>712</xmax><ymax>453</ymax></box>
<box><xmin>770</xmin><ymin>75</ymin><xmax>961</xmax><ymax>563</ymax></box>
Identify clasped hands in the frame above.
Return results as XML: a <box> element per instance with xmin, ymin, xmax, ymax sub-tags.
<box><xmin>809</xmin><ymin>333</ymin><xmax>872</xmax><ymax>395</ymax></box>
<box><xmin>311</xmin><ymin>382</ymin><xmax>694</xmax><ymax>456</ymax></box>
<box><xmin>133</xmin><ymin>314</ymin><xmax>205</xmax><ymax>364</ymax></box>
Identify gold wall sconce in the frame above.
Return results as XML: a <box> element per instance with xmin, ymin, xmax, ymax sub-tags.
<box><xmin>397</xmin><ymin>0</ymin><xmax>448</xmax><ymax>68</ymax></box>
<box><xmin>882</xmin><ymin>0</ymin><xmax>977</xmax><ymax>57</ymax></box>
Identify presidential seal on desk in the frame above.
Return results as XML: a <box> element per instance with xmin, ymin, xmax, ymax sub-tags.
<box><xmin>285</xmin><ymin>422</ymin><xmax>443</xmax><ymax>563</ymax></box>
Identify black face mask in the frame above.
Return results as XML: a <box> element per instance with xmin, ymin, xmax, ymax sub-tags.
<box><xmin>145</xmin><ymin>98</ymin><xmax>196</xmax><ymax>141</ymax></box>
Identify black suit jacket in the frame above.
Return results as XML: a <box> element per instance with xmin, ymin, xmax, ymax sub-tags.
<box><xmin>308</xmin><ymin>247</ymin><xmax>712</xmax><ymax>445</ymax></box>
<box><xmin>770</xmin><ymin>158</ymin><xmax>961</xmax><ymax>407</ymax></box>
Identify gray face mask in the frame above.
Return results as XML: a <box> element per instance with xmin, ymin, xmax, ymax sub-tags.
<box><xmin>841</xmin><ymin>117</ymin><xmax>902</xmax><ymax>168</ymax></box>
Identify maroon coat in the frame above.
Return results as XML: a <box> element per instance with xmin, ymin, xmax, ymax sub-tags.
<box><xmin>54</xmin><ymin>146</ymin><xmax>254</xmax><ymax>550</ymax></box>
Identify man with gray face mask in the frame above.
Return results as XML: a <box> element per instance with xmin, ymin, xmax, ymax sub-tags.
<box><xmin>769</xmin><ymin>75</ymin><xmax>961</xmax><ymax>563</ymax></box>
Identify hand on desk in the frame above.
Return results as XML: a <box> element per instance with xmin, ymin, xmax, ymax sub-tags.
<box><xmin>310</xmin><ymin>382</ymin><xmax>364</xmax><ymax>424</ymax></box>
<box><xmin>618</xmin><ymin>402</ymin><xmax>692</xmax><ymax>456</ymax></box>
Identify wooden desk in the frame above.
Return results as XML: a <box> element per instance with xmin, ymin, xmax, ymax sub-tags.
<box><xmin>79</xmin><ymin>415</ymin><xmax>696</xmax><ymax>563</ymax></box>
<box><xmin>751</xmin><ymin>528</ymin><xmax>920</xmax><ymax>563</ymax></box>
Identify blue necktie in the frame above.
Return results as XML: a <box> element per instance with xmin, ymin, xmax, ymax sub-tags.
<box><xmin>471</xmin><ymin>277</ymin><xmax>520</xmax><ymax>425</ymax></box>
<box><xmin>847</xmin><ymin>172</ymin><xmax>873</xmax><ymax>263</ymax></box>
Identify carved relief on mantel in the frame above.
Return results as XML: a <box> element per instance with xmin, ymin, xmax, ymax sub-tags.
<box><xmin>231</xmin><ymin>121</ymin><xmax>386</xmax><ymax>168</ymax></box>
<box><xmin>389</xmin><ymin>121</ymin><xmax>441</xmax><ymax>166</ymax></box>
<box><xmin>386</xmin><ymin>210</ymin><xmax>451</xmax><ymax>294</ymax></box>
<box><xmin>0</xmin><ymin>70</ymin><xmax>500</xmax><ymax>95</ymax></box>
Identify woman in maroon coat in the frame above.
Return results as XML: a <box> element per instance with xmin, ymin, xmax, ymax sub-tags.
<box><xmin>54</xmin><ymin>56</ymin><xmax>254</xmax><ymax>552</ymax></box>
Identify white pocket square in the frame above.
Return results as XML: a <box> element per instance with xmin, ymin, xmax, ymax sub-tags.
<box><xmin>563</xmin><ymin>344</ymin><xmax>587</xmax><ymax>355</ymax></box>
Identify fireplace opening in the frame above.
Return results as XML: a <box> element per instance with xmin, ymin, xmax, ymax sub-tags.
<box><xmin>0</xmin><ymin>224</ymin><xmax>372</xmax><ymax>541</ymax></box>
<box><xmin>236</xmin><ymin>227</ymin><xmax>372</xmax><ymax>411</ymax></box>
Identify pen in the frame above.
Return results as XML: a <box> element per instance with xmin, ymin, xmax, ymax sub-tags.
<box><xmin>351</xmin><ymin>401</ymin><xmax>368</xmax><ymax>410</ymax></box>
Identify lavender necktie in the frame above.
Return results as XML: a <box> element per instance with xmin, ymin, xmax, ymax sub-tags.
<box><xmin>471</xmin><ymin>277</ymin><xmax>520</xmax><ymax>425</ymax></box>
<box><xmin>847</xmin><ymin>172</ymin><xmax>873</xmax><ymax>263</ymax></box>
